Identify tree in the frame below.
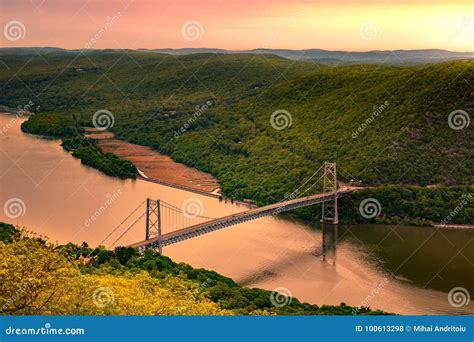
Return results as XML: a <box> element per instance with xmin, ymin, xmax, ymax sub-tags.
<box><xmin>0</xmin><ymin>237</ymin><xmax>230</xmax><ymax>315</ymax></box>
<box><xmin>0</xmin><ymin>237</ymin><xmax>79</xmax><ymax>314</ymax></box>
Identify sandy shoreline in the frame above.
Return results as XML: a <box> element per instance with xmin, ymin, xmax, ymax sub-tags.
<box><xmin>85</xmin><ymin>128</ymin><xmax>221</xmax><ymax>194</ymax></box>
<box><xmin>433</xmin><ymin>224</ymin><xmax>474</xmax><ymax>229</ymax></box>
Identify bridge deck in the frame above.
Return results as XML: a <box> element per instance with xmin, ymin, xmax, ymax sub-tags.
<box><xmin>129</xmin><ymin>189</ymin><xmax>353</xmax><ymax>249</ymax></box>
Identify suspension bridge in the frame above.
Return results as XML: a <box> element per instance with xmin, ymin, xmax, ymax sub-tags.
<box><xmin>101</xmin><ymin>162</ymin><xmax>355</xmax><ymax>253</ymax></box>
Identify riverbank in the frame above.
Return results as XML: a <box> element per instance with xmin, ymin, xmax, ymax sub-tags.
<box><xmin>433</xmin><ymin>224</ymin><xmax>474</xmax><ymax>229</ymax></box>
<box><xmin>62</xmin><ymin>136</ymin><xmax>139</xmax><ymax>179</ymax></box>
<box><xmin>84</xmin><ymin>128</ymin><xmax>255</xmax><ymax>205</ymax></box>
<box><xmin>85</xmin><ymin>128</ymin><xmax>221</xmax><ymax>194</ymax></box>
<box><xmin>0</xmin><ymin>104</ymin><xmax>35</xmax><ymax>116</ymax></box>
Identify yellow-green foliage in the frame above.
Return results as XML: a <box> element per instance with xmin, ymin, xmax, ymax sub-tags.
<box><xmin>0</xmin><ymin>237</ymin><xmax>229</xmax><ymax>315</ymax></box>
<box><xmin>0</xmin><ymin>224</ymin><xmax>386</xmax><ymax>315</ymax></box>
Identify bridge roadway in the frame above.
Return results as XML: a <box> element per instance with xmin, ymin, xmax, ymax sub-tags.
<box><xmin>129</xmin><ymin>188</ymin><xmax>354</xmax><ymax>250</ymax></box>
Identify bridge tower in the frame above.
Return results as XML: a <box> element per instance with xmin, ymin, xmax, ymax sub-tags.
<box><xmin>145</xmin><ymin>198</ymin><xmax>163</xmax><ymax>253</ymax></box>
<box><xmin>321</xmin><ymin>162</ymin><xmax>339</xmax><ymax>224</ymax></box>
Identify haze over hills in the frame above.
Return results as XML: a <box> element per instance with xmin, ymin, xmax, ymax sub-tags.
<box><xmin>0</xmin><ymin>47</ymin><xmax>473</xmax><ymax>65</ymax></box>
<box><xmin>148</xmin><ymin>48</ymin><xmax>474</xmax><ymax>65</ymax></box>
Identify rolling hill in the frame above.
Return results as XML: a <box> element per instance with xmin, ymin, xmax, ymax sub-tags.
<box><xmin>1</xmin><ymin>47</ymin><xmax>473</xmax><ymax>65</ymax></box>
<box><xmin>1</xmin><ymin>50</ymin><xmax>472</xmax><ymax>224</ymax></box>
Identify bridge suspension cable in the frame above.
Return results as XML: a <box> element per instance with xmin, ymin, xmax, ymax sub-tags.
<box><xmin>99</xmin><ymin>162</ymin><xmax>326</xmax><ymax>251</ymax></box>
<box><xmin>88</xmin><ymin>197</ymin><xmax>218</xmax><ymax>250</ymax></box>
<box><xmin>93</xmin><ymin>161</ymin><xmax>350</xmax><ymax>254</ymax></box>
<box><xmin>80</xmin><ymin>200</ymin><xmax>146</xmax><ymax>261</ymax></box>
<box><xmin>160</xmin><ymin>200</ymin><xmax>215</xmax><ymax>220</ymax></box>
<box><xmin>279</xmin><ymin>163</ymin><xmax>326</xmax><ymax>203</ymax></box>
<box><xmin>290</xmin><ymin>163</ymin><xmax>324</xmax><ymax>196</ymax></box>
<box><xmin>88</xmin><ymin>165</ymin><xmax>330</xmax><ymax>253</ymax></box>
<box><xmin>108</xmin><ymin>210</ymin><xmax>147</xmax><ymax>248</ymax></box>
<box><xmin>98</xmin><ymin>199</ymin><xmax>146</xmax><ymax>246</ymax></box>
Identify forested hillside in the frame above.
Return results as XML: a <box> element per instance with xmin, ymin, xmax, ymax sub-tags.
<box><xmin>1</xmin><ymin>51</ymin><xmax>472</xmax><ymax>223</ymax></box>
<box><xmin>0</xmin><ymin>223</ymin><xmax>384</xmax><ymax>315</ymax></box>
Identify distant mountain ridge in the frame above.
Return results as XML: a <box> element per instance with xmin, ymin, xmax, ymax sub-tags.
<box><xmin>1</xmin><ymin>47</ymin><xmax>473</xmax><ymax>65</ymax></box>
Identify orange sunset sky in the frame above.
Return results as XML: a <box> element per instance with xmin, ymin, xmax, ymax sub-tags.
<box><xmin>1</xmin><ymin>0</ymin><xmax>473</xmax><ymax>51</ymax></box>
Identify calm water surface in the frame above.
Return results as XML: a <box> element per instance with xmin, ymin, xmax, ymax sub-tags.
<box><xmin>1</xmin><ymin>114</ymin><xmax>473</xmax><ymax>315</ymax></box>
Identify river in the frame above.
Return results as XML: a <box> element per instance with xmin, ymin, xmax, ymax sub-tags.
<box><xmin>0</xmin><ymin>113</ymin><xmax>472</xmax><ymax>315</ymax></box>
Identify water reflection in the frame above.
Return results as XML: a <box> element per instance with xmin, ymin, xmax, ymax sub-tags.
<box><xmin>312</xmin><ymin>224</ymin><xmax>338</xmax><ymax>265</ymax></box>
<box><xmin>336</xmin><ymin>225</ymin><xmax>474</xmax><ymax>294</ymax></box>
<box><xmin>323</xmin><ymin>224</ymin><xmax>338</xmax><ymax>265</ymax></box>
